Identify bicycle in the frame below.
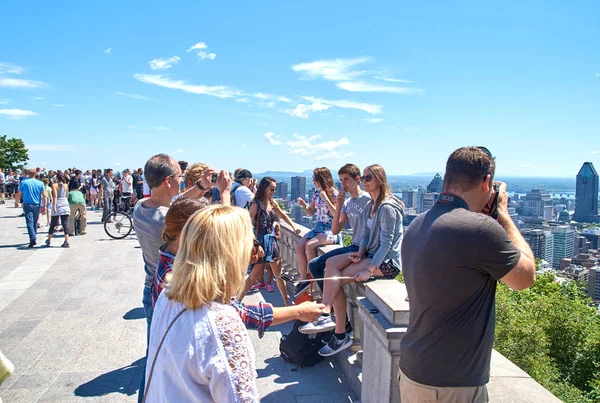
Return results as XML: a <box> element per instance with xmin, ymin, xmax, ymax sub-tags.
<box><xmin>103</xmin><ymin>195</ymin><xmax>135</xmax><ymax>239</ymax></box>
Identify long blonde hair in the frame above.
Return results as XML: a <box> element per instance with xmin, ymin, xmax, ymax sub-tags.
<box><xmin>365</xmin><ymin>164</ymin><xmax>404</xmax><ymax>211</ymax></box>
<box><xmin>167</xmin><ymin>205</ymin><xmax>254</xmax><ymax>310</ymax></box>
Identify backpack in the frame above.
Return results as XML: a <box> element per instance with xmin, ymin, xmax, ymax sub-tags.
<box><xmin>279</xmin><ymin>320</ymin><xmax>330</xmax><ymax>368</ymax></box>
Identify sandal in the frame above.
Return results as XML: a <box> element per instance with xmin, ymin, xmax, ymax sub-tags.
<box><xmin>265</xmin><ymin>284</ymin><xmax>274</xmax><ymax>292</ymax></box>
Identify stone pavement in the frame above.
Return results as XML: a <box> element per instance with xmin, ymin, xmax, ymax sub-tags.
<box><xmin>0</xmin><ymin>204</ymin><xmax>358</xmax><ymax>403</ymax></box>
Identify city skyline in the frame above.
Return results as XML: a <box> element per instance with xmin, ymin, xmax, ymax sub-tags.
<box><xmin>1</xmin><ymin>1</ymin><xmax>599</xmax><ymax>176</ymax></box>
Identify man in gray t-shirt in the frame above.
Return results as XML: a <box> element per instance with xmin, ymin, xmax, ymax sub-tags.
<box><xmin>308</xmin><ymin>164</ymin><xmax>371</xmax><ymax>295</ymax></box>
<box><xmin>400</xmin><ymin>147</ymin><xmax>536</xmax><ymax>403</ymax></box>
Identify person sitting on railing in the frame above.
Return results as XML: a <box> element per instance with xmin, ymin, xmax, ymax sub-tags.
<box><xmin>399</xmin><ymin>147</ymin><xmax>536</xmax><ymax>403</ymax></box>
<box><xmin>307</xmin><ymin>163</ymin><xmax>371</xmax><ymax>335</ymax></box>
<box><xmin>294</xmin><ymin>167</ymin><xmax>340</xmax><ymax>297</ymax></box>
<box><xmin>299</xmin><ymin>164</ymin><xmax>404</xmax><ymax>357</ymax></box>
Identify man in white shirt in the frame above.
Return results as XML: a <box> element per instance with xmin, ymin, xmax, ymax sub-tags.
<box><xmin>231</xmin><ymin>169</ymin><xmax>255</xmax><ymax>209</ymax></box>
<box><xmin>121</xmin><ymin>169</ymin><xmax>133</xmax><ymax>212</ymax></box>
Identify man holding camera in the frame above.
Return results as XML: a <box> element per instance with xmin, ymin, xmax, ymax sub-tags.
<box><xmin>399</xmin><ymin>146</ymin><xmax>536</xmax><ymax>403</ymax></box>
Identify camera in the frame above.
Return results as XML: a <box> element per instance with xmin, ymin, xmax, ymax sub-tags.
<box><xmin>488</xmin><ymin>182</ymin><xmax>500</xmax><ymax>220</ymax></box>
<box><xmin>211</xmin><ymin>173</ymin><xmax>218</xmax><ymax>183</ymax></box>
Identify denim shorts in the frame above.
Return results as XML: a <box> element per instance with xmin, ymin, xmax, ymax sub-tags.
<box><xmin>306</xmin><ymin>221</ymin><xmax>340</xmax><ymax>244</ymax></box>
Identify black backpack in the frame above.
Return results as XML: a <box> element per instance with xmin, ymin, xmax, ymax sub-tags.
<box><xmin>279</xmin><ymin>320</ymin><xmax>330</xmax><ymax>368</ymax></box>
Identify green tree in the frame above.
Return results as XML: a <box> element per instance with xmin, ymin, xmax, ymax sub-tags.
<box><xmin>0</xmin><ymin>135</ymin><xmax>29</xmax><ymax>171</ymax></box>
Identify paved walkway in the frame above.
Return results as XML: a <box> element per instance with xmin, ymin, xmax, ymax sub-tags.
<box><xmin>0</xmin><ymin>203</ymin><xmax>358</xmax><ymax>403</ymax></box>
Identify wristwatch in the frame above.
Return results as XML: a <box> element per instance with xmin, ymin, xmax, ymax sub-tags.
<box><xmin>196</xmin><ymin>179</ymin><xmax>206</xmax><ymax>191</ymax></box>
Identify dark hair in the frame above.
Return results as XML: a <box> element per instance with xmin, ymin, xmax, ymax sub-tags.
<box><xmin>313</xmin><ymin>167</ymin><xmax>336</xmax><ymax>202</ymax></box>
<box><xmin>162</xmin><ymin>198</ymin><xmax>210</xmax><ymax>243</ymax></box>
<box><xmin>255</xmin><ymin>176</ymin><xmax>276</xmax><ymax>202</ymax></box>
<box><xmin>144</xmin><ymin>154</ymin><xmax>178</xmax><ymax>189</ymax></box>
<box><xmin>235</xmin><ymin>169</ymin><xmax>252</xmax><ymax>185</ymax></box>
<box><xmin>92</xmin><ymin>173</ymin><xmax>97</xmax><ymax>179</ymax></box>
<box><xmin>443</xmin><ymin>146</ymin><xmax>495</xmax><ymax>192</ymax></box>
<box><xmin>75</xmin><ymin>170</ymin><xmax>82</xmax><ymax>176</ymax></box>
<box><xmin>338</xmin><ymin>163</ymin><xmax>361</xmax><ymax>180</ymax></box>
<box><xmin>56</xmin><ymin>173</ymin><xmax>69</xmax><ymax>184</ymax></box>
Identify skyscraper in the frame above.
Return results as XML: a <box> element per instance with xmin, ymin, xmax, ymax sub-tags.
<box><xmin>402</xmin><ymin>189</ymin><xmax>418</xmax><ymax>209</ymax></box>
<box><xmin>422</xmin><ymin>192</ymin><xmax>440</xmax><ymax>212</ymax></box>
<box><xmin>524</xmin><ymin>229</ymin><xmax>553</xmax><ymax>265</ymax></box>
<box><xmin>523</xmin><ymin>189</ymin><xmax>552</xmax><ymax>218</ymax></box>
<box><xmin>291</xmin><ymin>176</ymin><xmax>307</xmax><ymax>201</ymax></box>
<box><xmin>587</xmin><ymin>266</ymin><xmax>600</xmax><ymax>302</ymax></box>
<box><xmin>275</xmin><ymin>181</ymin><xmax>288</xmax><ymax>200</ymax></box>
<box><xmin>551</xmin><ymin>226</ymin><xmax>575</xmax><ymax>269</ymax></box>
<box><xmin>574</xmin><ymin>162</ymin><xmax>599</xmax><ymax>223</ymax></box>
<box><xmin>427</xmin><ymin>173</ymin><xmax>443</xmax><ymax>193</ymax></box>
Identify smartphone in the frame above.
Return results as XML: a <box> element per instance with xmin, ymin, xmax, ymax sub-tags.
<box><xmin>211</xmin><ymin>173</ymin><xmax>218</xmax><ymax>183</ymax></box>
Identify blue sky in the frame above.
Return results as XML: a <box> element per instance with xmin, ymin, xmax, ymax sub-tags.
<box><xmin>0</xmin><ymin>1</ymin><xmax>599</xmax><ymax>177</ymax></box>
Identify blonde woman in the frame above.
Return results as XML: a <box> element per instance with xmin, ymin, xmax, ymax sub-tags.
<box><xmin>144</xmin><ymin>205</ymin><xmax>259</xmax><ymax>403</ymax></box>
<box><xmin>299</xmin><ymin>164</ymin><xmax>405</xmax><ymax>357</ymax></box>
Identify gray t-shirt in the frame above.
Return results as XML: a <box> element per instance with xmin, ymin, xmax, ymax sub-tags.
<box><xmin>133</xmin><ymin>199</ymin><xmax>169</xmax><ymax>288</ymax></box>
<box><xmin>400</xmin><ymin>195</ymin><xmax>520</xmax><ymax>387</ymax></box>
<box><xmin>341</xmin><ymin>191</ymin><xmax>371</xmax><ymax>246</ymax></box>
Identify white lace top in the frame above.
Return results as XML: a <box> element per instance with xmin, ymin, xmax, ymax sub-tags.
<box><xmin>145</xmin><ymin>294</ymin><xmax>259</xmax><ymax>403</ymax></box>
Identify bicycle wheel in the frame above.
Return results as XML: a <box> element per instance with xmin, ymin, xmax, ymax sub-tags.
<box><xmin>104</xmin><ymin>212</ymin><xmax>133</xmax><ymax>239</ymax></box>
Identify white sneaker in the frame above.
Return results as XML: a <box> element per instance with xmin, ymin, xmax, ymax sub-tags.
<box><xmin>299</xmin><ymin>315</ymin><xmax>336</xmax><ymax>334</ymax></box>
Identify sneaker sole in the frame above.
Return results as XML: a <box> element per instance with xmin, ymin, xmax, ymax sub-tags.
<box><xmin>293</xmin><ymin>285</ymin><xmax>310</xmax><ymax>298</ymax></box>
<box><xmin>318</xmin><ymin>338</ymin><xmax>353</xmax><ymax>357</ymax></box>
<box><xmin>298</xmin><ymin>322</ymin><xmax>336</xmax><ymax>335</ymax></box>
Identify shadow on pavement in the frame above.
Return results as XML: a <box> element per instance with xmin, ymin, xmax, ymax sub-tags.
<box><xmin>123</xmin><ymin>307</ymin><xmax>146</xmax><ymax>320</ymax></box>
<box><xmin>74</xmin><ymin>357</ymin><xmax>143</xmax><ymax>397</ymax></box>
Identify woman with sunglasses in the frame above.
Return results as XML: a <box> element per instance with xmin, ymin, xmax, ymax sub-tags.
<box><xmin>238</xmin><ymin>177</ymin><xmax>300</xmax><ymax>304</ymax></box>
<box><xmin>299</xmin><ymin>164</ymin><xmax>405</xmax><ymax>357</ymax></box>
<box><xmin>294</xmin><ymin>167</ymin><xmax>340</xmax><ymax>297</ymax></box>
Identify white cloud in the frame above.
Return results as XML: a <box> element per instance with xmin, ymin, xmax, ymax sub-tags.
<box><xmin>289</xmin><ymin>102</ymin><xmax>331</xmax><ymax>119</ymax></box>
<box><xmin>187</xmin><ymin>42</ymin><xmax>216</xmax><ymax>60</ymax></box>
<box><xmin>265</xmin><ymin>132</ymin><xmax>281</xmax><ymax>145</ymax></box>
<box><xmin>134</xmin><ymin>74</ymin><xmax>242</xmax><ymax>99</ymax></box>
<box><xmin>316</xmin><ymin>151</ymin><xmax>356</xmax><ymax>160</ymax></box>
<box><xmin>292</xmin><ymin>57</ymin><xmax>371</xmax><ymax>81</ymax></box>
<box><xmin>265</xmin><ymin>132</ymin><xmax>353</xmax><ymax>159</ymax></box>
<box><xmin>31</xmin><ymin>97</ymin><xmax>44</xmax><ymax>100</ymax></box>
<box><xmin>187</xmin><ymin>42</ymin><xmax>208</xmax><ymax>52</ymax></box>
<box><xmin>301</xmin><ymin>96</ymin><xmax>382</xmax><ymax>115</ymax></box>
<box><xmin>128</xmin><ymin>125</ymin><xmax>138</xmax><ymax>129</ymax></box>
<box><xmin>116</xmin><ymin>91</ymin><xmax>156</xmax><ymax>101</ymax></box>
<box><xmin>154</xmin><ymin>126</ymin><xmax>170</xmax><ymax>131</ymax></box>
<box><xmin>0</xmin><ymin>62</ymin><xmax>26</xmax><ymax>75</ymax></box>
<box><xmin>0</xmin><ymin>77</ymin><xmax>45</xmax><ymax>89</ymax></box>
<box><xmin>104</xmin><ymin>48</ymin><xmax>112</xmax><ymax>54</ymax></box>
<box><xmin>149</xmin><ymin>56</ymin><xmax>181</xmax><ymax>71</ymax></box>
<box><xmin>173</xmin><ymin>149</ymin><xmax>184</xmax><ymax>154</ymax></box>
<box><xmin>337</xmin><ymin>81</ymin><xmax>422</xmax><ymax>94</ymax></box>
<box><xmin>0</xmin><ymin>108</ymin><xmax>37</xmax><ymax>119</ymax></box>
<box><xmin>51</xmin><ymin>104</ymin><xmax>65</xmax><ymax>107</ymax></box>
<box><xmin>236</xmin><ymin>97</ymin><xmax>250</xmax><ymax>103</ymax></box>
<box><xmin>197</xmin><ymin>51</ymin><xmax>216</xmax><ymax>60</ymax></box>
<box><xmin>373</xmin><ymin>76</ymin><xmax>413</xmax><ymax>83</ymax></box>
<box><xmin>365</xmin><ymin>118</ymin><xmax>383</xmax><ymax>123</ymax></box>
<box><xmin>27</xmin><ymin>144</ymin><xmax>78</xmax><ymax>152</ymax></box>
<box><xmin>0</xmin><ymin>99</ymin><xmax>9</xmax><ymax>105</ymax></box>
<box><xmin>591</xmin><ymin>151</ymin><xmax>600</xmax><ymax>155</ymax></box>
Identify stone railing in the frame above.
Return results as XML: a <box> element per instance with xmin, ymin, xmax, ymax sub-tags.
<box><xmin>279</xmin><ymin>223</ymin><xmax>561</xmax><ymax>403</ymax></box>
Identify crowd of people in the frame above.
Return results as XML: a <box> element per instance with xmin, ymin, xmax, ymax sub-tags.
<box><xmin>2</xmin><ymin>146</ymin><xmax>538</xmax><ymax>403</ymax></box>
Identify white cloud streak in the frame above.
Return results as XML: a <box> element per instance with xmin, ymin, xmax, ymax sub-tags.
<box><xmin>149</xmin><ymin>56</ymin><xmax>181</xmax><ymax>71</ymax></box>
<box><xmin>51</xmin><ymin>104</ymin><xmax>65</xmax><ymax>107</ymax></box>
<box><xmin>373</xmin><ymin>76</ymin><xmax>414</xmax><ymax>83</ymax></box>
<box><xmin>591</xmin><ymin>151</ymin><xmax>600</xmax><ymax>155</ymax></box>
<box><xmin>0</xmin><ymin>99</ymin><xmax>9</xmax><ymax>105</ymax></box>
<box><xmin>116</xmin><ymin>91</ymin><xmax>156</xmax><ymax>101</ymax></box>
<box><xmin>301</xmin><ymin>96</ymin><xmax>382</xmax><ymax>115</ymax></box>
<box><xmin>197</xmin><ymin>51</ymin><xmax>216</xmax><ymax>60</ymax></box>
<box><xmin>187</xmin><ymin>42</ymin><xmax>216</xmax><ymax>60</ymax></box>
<box><xmin>265</xmin><ymin>132</ymin><xmax>353</xmax><ymax>160</ymax></box>
<box><xmin>337</xmin><ymin>81</ymin><xmax>422</xmax><ymax>94</ymax></box>
<box><xmin>0</xmin><ymin>63</ymin><xmax>26</xmax><ymax>75</ymax></box>
<box><xmin>0</xmin><ymin>108</ymin><xmax>37</xmax><ymax>119</ymax></box>
<box><xmin>31</xmin><ymin>97</ymin><xmax>44</xmax><ymax>100</ymax></box>
<box><xmin>0</xmin><ymin>77</ymin><xmax>45</xmax><ymax>89</ymax></box>
<box><xmin>154</xmin><ymin>126</ymin><xmax>170</xmax><ymax>131</ymax></box>
<box><xmin>292</xmin><ymin>57</ymin><xmax>371</xmax><ymax>81</ymax></box>
<box><xmin>104</xmin><ymin>48</ymin><xmax>112</xmax><ymax>54</ymax></box>
<box><xmin>187</xmin><ymin>42</ymin><xmax>208</xmax><ymax>52</ymax></box>
<box><xmin>128</xmin><ymin>125</ymin><xmax>138</xmax><ymax>129</ymax></box>
<box><xmin>289</xmin><ymin>102</ymin><xmax>331</xmax><ymax>119</ymax></box>
<box><xmin>134</xmin><ymin>74</ymin><xmax>242</xmax><ymax>99</ymax></box>
<box><xmin>364</xmin><ymin>118</ymin><xmax>383</xmax><ymax>123</ymax></box>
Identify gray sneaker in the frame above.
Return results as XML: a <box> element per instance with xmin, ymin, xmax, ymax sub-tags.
<box><xmin>299</xmin><ymin>314</ymin><xmax>336</xmax><ymax>335</ymax></box>
<box><xmin>319</xmin><ymin>333</ymin><xmax>352</xmax><ymax>357</ymax></box>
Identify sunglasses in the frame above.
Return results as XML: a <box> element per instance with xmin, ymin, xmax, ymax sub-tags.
<box><xmin>361</xmin><ymin>174</ymin><xmax>373</xmax><ymax>183</ymax></box>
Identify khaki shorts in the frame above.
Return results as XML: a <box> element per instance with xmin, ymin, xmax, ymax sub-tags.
<box><xmin>399</xmin><ymin>369</ymin><xmax>488</xmax><ymax>403</ymax></box>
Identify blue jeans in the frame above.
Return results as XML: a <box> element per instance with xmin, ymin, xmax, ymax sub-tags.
<box><xmin>23</xmin><ymin>203</ymin><xmax>41</xmax><ymax>243</ymax></box>
<box><xmin>138</xmin><ymin>286</ymin><xmax>153</xmax><ymax>403</ymax></box>
<box><xmin>308</xmin><ymin>244</ymin><xmax>359</xmax><ymax>293</ymax></box>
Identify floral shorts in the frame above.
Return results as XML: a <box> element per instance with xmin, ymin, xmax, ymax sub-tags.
<box><xmin>306</xmin><ymin>221</ymin><xmax>340</xmax><ymax>244</ymax></box>
<box><xmin>365</xmin><ymin>256</ymin><xmax>401</xmax><ymax>279</ymax></box>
